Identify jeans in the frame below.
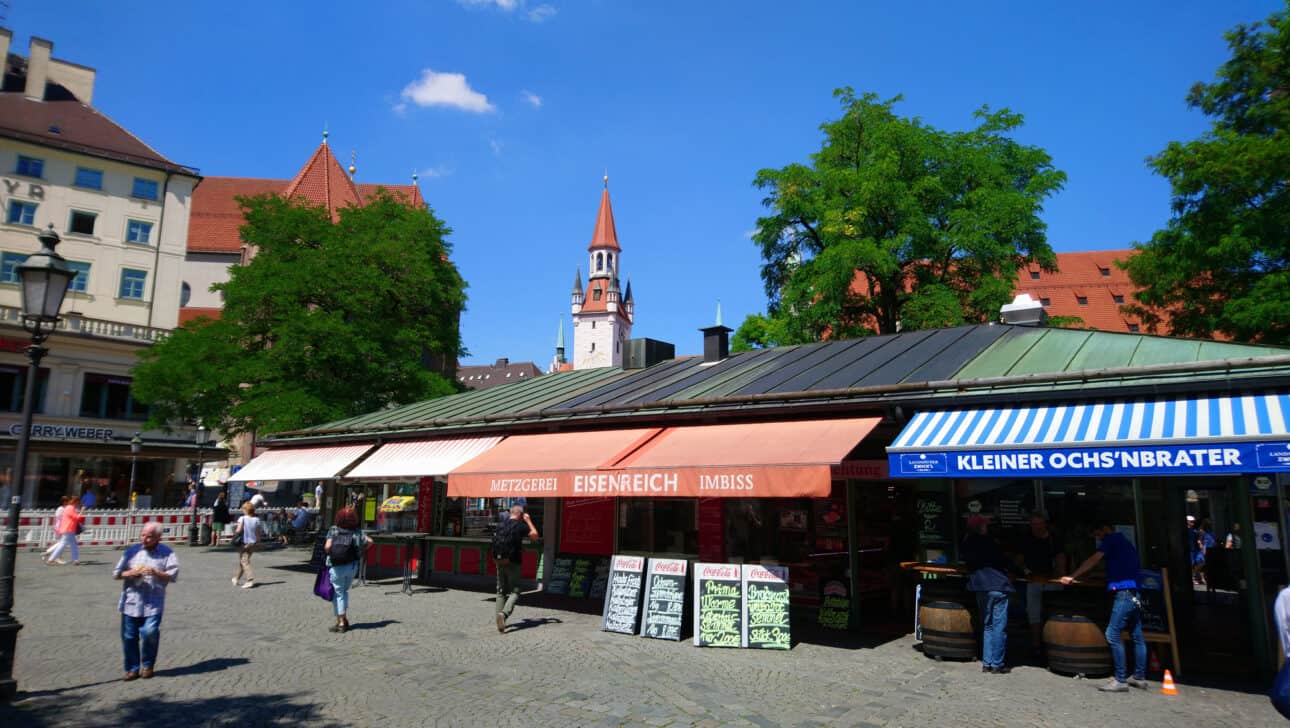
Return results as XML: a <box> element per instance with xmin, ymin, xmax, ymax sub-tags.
<box><xmin>121</xmin><ymin>613</ymin><xmax>162</xmax><ymax>672</ymax></box>
<box><xmin>1105</xmin><ymin>589</ymin><xmax>1146</xmax><ymax>682</ymax></box>
<box><xmin>976</xmin><ymin>590</ymin><xmax>1009</xmax><ymax>668</ymax></box>
<box><xmin>496</xmin><ymin>561</ymin><xmax>522</xmax><ymax>618</ymax></box>
<box><xmin>46</xmin><ymin>533</ymin><xmax>79</xmax><ymax>562</ymax></box>
<box><xmin>330</xmin><ymin>562</ymin><xmax>358</xmax><ymax>617</ymax></box>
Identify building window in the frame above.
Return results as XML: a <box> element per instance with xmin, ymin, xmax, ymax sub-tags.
<box><xmin>1127</xmin><ymin>323</ymin><xmax>1141</xmax><ymax>333</ymax></box>
<box><xmin>0</xmin><ymin>366</ymin><xmax>49</xmax><ymax>413</ymax></box>
<box><xmin>118</xmin><ymin>268</ymin><xmax>147</xmax><ymax>300</ymax></box>
<box><xmin>79</xmin><ymin>373</ymin><xmax>149</xmax><ymax>421</ymax></box>
<box><xmin>132</xmin><ymin>178</ymin><xmax>159</xmax><ymax>200</ymax></box>
<box><xmin>1076</xmin><ymin>296</ymin><xmax>1088</xmax><ymax>306</ymax></box>
<box><xmin>1111</xmin><ymin>294</ymin><xmax>1124</xmax><ymax>304</ymax></box>
<box><xmin>596</xmin><ymin>252</ymin><xmax>604</xmax><ymax>271</ymax></box>
<box><xmin>1029</xmin><ymin>270</ymin><xmax>1040</xmax><ymax>280</ymax></box>
<box><xmin>1098</xmin><ymin>266</ymin><xmax>1111</xmax><ymax>277</ymax></box>
<box><xmin>74</xmin><ymin>167</ymin><xmax>104</xmax><ymax>190</ymax></box>
<box><xmin>608</xmin><ymin>253</ymin><xmax>614</xmax><ymax>270</ymax></box>
<box><xmin>1039</xmin><ymin>297</ymin><xmax>1051</xmax><ymax>306</ymax></box>
<box><xmin>593</xmin><ymin>288</ymin><xmax>602</xmax><ymax>301</ymax></box>
<box><xmin>590</xmin><ymin>342</ymin><xmax>596</xmax><ymax>352</ymax></box>
<box><xmin>6</xmin><ymin>201</ymin><xmax>37</xmax><ymax>225</ymax></box>
<box><xmin>0</xmin><ymin>252</ymin><xmax>26</xmax><ymax>283</ymax></box>
<box><xmin>15</xmin><ymin>155</ymin><xmax>44</xmax><ymax>178</ymax></box>
<box><xmin>126</xmin><ymin>219</ymin><xmax>153</xmax><ymax>244</ymax></box>
<box><xmin>68</xmin><ymin>210</ymin><xmax>97</xmax><ymax>236</ymax></box>
<box><xmin>180</xmin><ymin>282</ymin><xmax>191</xmax><ymax>307</ymax></box>
<box><xmin>67</xmin><ymin>261</ymin><xmax>90</xmax><ymax>293</ymax></box>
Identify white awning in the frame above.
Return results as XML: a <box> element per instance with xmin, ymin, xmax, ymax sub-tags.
<box><xmin>227</xmin><ymin>444</ymin><xmax>374</xmax><ymax>483</ymax></box>
<box><xmin>346</xmin><ymin>436</ymin><xmax>504</xmax><ymax>480</ymax></box>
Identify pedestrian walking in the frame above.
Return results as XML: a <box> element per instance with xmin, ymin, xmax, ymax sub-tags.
<box><xmin>113</xmin><ymin>522</ymin><xmax>179</xmax><ymax>680</ymax></box>
<box><xmin>231</xmin><ymin>502</ymin><xmax>263</xmax><ymax>589</ymax></box>
<box><xmin>962</xmin><ymin>514</ymin><xmax>1015</xmax><ymax>674</ymax></box>
<box><xmin>1062</xmin><ymin>521</ymin><xmax>1149</xmax><ymax>692</ymax></box>
<box><xmin>44</xmin><ymin>496</ymin><xmax>84</xmax><ymax>566</ymax></box>
<box><xmin>42</xmin><ymin>495</ymin><xmax>71</xmax><ymax>563</ymax></box>
<box><xmin>324</xmin><ymin>506</ymin><xmax>372</xmax><ymax>633</ymax></box>
<box><xmin>492</xmin><ymin>504</ymin><xmax>538</xmax><ymax>633</ymax></box>
<box><xmin>210</xmin><ymin>491</ymin><xmax>229</xmax><ymax>546</ymax></box>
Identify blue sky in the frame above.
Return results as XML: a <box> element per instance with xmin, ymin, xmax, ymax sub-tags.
<box><xmin>11</xmin><ymin>1</ymin><xmax>1282</xmax><ymax>366</ymax></box>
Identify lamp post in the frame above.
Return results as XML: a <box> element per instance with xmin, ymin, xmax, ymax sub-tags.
<box><xmin>189</xmin><ymin>425</ymin><xmax>209</xmax><ymax>546</ymax></box>
<box><xmin>0</xmin><ymin>223</ymin><xmax>75</xmax><ymax>701</ymax></box>
<box><xmin>127</xmin><ymin>433</ymin><xmax>142</xmax><ymax>516</ymax></box>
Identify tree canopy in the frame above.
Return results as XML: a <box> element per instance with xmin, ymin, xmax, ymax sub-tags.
<box><xmin>1121</xmin><ymin>5</ymin><xmax>1290</xmax><ymax>344</ymax></box>
<box><xmin>133</xmin><ymin>190</ymin><xmax>466</xmax><ymax>437</ymax></box>
<box><xmin>734</xmin><ymin>89</ymin><xmax>1065</xmax><ymax>350</ymax></box>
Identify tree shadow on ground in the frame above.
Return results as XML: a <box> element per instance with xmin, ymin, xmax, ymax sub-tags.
<box><xmin>344</xmin><ymin>619</ymin><xmax>400</xmax><ymax>631</ymax></box>
<box><xmin>503</xmin><ymin>617</ymin><xmax>563</xmax><ymax>633</ymax></box>
<box><xmin>1</xmin><ymin>691</ymin><xmax>341</xmax><ymax>728</ymax></box>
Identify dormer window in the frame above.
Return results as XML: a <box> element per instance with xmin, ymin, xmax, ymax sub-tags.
<box><xmin>1112</xmin><ymin>294</ymin><xmax>1125</xmax><ymax>305</ymax></box>
<box><xmin>1076</xmin><ymin>296</ymin><xmax>1088</xmax><ymax>306</ymax></box>
<box><xmin>1098</xmin><ymin>266</ymin><xmax>1111</xmax><ymax>277</ymax></box>
<box><xmin>1029</xmin><ymin>270</ymin><xmax>1040</xmax><ymax>280</ymax></box>
<box><xmin>593</xmin><ymin>288</ymin><xmax>602</xmax><ymax>301</ymax></box>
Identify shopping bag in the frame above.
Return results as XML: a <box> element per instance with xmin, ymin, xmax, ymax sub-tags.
<box><xmin>313</xmin><ymin>565</ymin><xmax>334</xmax><ymax>602</ymax></box>
<box><xmin>1271</xmin><ymin>660</ymin><xmax>1290</xmax><ymax>719</ymax></box>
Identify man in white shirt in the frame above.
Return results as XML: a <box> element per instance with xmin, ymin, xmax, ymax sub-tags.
<box><xmin>249</xmin><ymin>492</ymin><xmax>267</xmax><ymax>510</ymax></box>
<box><xmin>113</xmin><ymin>523</ymin><xmax>180</xmax><ymax>680</ymax></box>
<box><xmin>1276</xmin><ymin>584</ymin><xmax>1290</xmax><ymax>658</ymax></box>
<box><xmin>315</xmin><ymin>483</ymin><xmax>324</xmax><ymax>510</ymax></box>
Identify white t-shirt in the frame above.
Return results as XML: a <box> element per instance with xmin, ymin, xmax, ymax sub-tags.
<box><xmin>1276</xmin><ymin>586</ymin><xmax>1290</xmax><ymax>658</ymax></box>
<box><xmin>314</xmin><ymin>484</ymin><xmax>323</xmax><ymax>505</ymax></box>
<box><xmin>238</xmin><ymin>515</ymin><xmax>262</xmax><ymax>545</ymax></box>
<box><xmin>249</xmin><ymin>493</ymin><xmax>267</xmax><ymax>509</ymax></box>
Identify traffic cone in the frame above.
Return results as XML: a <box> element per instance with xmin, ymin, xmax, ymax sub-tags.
<box><xmin>1148</xmin><ymin>649</ymin><xmax>1162</xmax><ymax>674</ymax></box>
<box><xmin>1161</xmin><ymin>669</ymin><xmax>1179</xmax><ymax>696</ymax></box>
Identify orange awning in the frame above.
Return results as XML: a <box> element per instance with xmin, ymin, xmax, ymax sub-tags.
<box><xmin>448</xmin><ymin>418</ymin><xmax>880</xmax><ymax>498</ymax></box>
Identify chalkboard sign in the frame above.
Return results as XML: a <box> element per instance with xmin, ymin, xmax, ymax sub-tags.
<box><xmin>309</xmin><ymin>528</ymin><xmax>328</xmax><ymax>569</ymax></box>
<box><xmin>694</xmin><ymin>562</ymin><xmax>743</xmax><ymax>647</ymax></box>
<box><xmin>600</xmin><ymin>555</ymin><xmax>646</xmax><ymax>634</ymax></box>
<box><xmin>567</xmin><ymin>557</ymin><xmax>597</xmax><ymax>598</ymax></box>
<box><xmin>640</xmin><ymin>558</ymin><xmax>688</xmax><ymax>641</ymax></box>
<box><xmin>742</xmin><ymin>564</ymin><xmax>790</xmax><ymax>649</ymax></box>
<box><xmin>915</xmin><ymin>492</ymin><xmax>950</xmax><ymax>544</ymax></box>
<box><xmin>546</xmin><ymin>556</ymin><xmax>575</xmax><ymax>595</ymax></box>
<box><xmin>1137</xmin><ymin>569</ymin><xmax>1169</xmax><ymax>634</ymax></box>
<box><xmin>817</xmin><ymin>579</ymin><xmax>850</xmax><ymax>630</ymax></box>
<box><xmin>589</xmin><ymin>559</ymin><xmax>610</xmax><ymax>600</ymax></box>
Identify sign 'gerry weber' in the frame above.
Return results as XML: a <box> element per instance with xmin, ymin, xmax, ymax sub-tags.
<box><xmin>890</xmin><ymin>442</ymin><xmax>1290</xmax><ymax>478</ymax></box>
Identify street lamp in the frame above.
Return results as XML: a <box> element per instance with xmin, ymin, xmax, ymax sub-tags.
<box><xmin>189</xmin><ymin>424</ymin><xmax>210</xmax><ymax>546</ymax></box>
<box><xmin>0</xmin><ymin>223</ymin><xmax>75</xmax><ymax>701</ymax></box>
<box><xmin>127</xmin><ymin>433</ymin><xmax>142</xmax><ymax>514</ymax></box>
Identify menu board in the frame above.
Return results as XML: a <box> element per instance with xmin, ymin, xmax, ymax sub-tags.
<box><xmin>817</xmin><ymin>579</ymin><xmax>851</xmax><ymax>630</ymax></box>
<box><xmin>1137</xmin><ymin>569</ymin><xmax>1170</xmax><ymax>634</ymax></box>
<box><xmin>600</xmin><ymin>555</ymin><xmax>646</xmax><ymax>634</ymax></box>
<box><xmin>694</xmin><ymin>562</ymin><xmax>743</xmax><ymax>647</ymax></box>
<box><xmin>915</xmin><ymin>492</ymin><xmax>951</xmax><ymax>545</ymax></box>
<box><xmin>640</xmin><ymin>558</ymin><xmax>688</xmax><ymax>641</ymax></box>
<box><xmin>567</xmin><ymin>557</ymin><xmax>597</xmax><ymax>598</ymax></box>
<box><xmin>309</xmin><ymin>528</ymin><xmax>327</xmax><ymax>569</ymax></box>
<box><xmin>742</xmin><ymin>564</ymin><xmax>790</xmax><ymax>649</ymax></box>
<box><xmin>546</xmin><ymin>556</ymin><xmax>575</xmax><ymax>595</ymax></box>
<box><xmin>589</xmin><ymin>559</ymin><xmax>610</xmax><ymax>600</ymax></box>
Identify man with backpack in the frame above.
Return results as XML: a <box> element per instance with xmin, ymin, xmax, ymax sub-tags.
<box><xmin>493</xmin><ymin>505</ymin><xmax>538</xmax><ymax>633</ymax></box>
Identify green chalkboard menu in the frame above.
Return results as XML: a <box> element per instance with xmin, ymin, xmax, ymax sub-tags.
<box><xmin>694</xmin><ymin>562</ymin><xmax>743</xmax><ymax>647</ymax></box>
<box><xmin>601</xmin><ymin>555</ymin><xmax>646</xmax><ymax>635</ymax></box>
<box><xmin>567</xmin><ymin>557</ymin><xmax>598</xmax><ymax>598</ymax></box>
<box><xmin>816</xmin><ymin>579</ymin><xmax>851</xmax><ymax>630</ymax></box>
<box><xmin>915</xmin><ymin>492</ymin><xmax>951</xmax><ymax>545</ymax></box>
<box><xmin>742</xmin><ymin>564</ymin><xmax>790</xmax><ymax>649</ymax></box>
<box><xmin>546</xmin><ymin>556</ymin><xmax>575</xmax><ymax>595</ymax></box>
<box><xmin>641</xmin><ymin>558</ymin><xmax>688</xmax><ymax>641</ymax></box>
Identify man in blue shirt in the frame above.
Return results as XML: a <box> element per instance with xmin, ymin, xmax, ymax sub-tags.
<box><xmin>1062</xmin><ymin>522</ymin><xmax>1148</xmax><ymax>692</ymax></box>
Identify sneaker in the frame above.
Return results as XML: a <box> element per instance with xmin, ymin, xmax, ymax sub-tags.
<box><xmin>1097</xmin><ymin>679</ymin><xmax>1130</xmax><ymax>693</ymax></box>
<box><xmin>1126</xmin><ymin>677</ymin><xmax>1149</xmax><ymax>690</ymax></box>
<box><xmin>140</xmin><ymin>667</ymin><xmax>154</xmax><ymax>679</ymax></box>
<box><xmin>496</xmin><ymin>613</ymin><xmax>506</xmax><ymax>633</ymax></box>
<box><xmin>329</xmin><ymin>623</ymin><xmax>342</xmax><ymax>633</ymax></box>
<box><xmin>241</xmin><ymin>581</ymin><xmax>254</xmax><ymax>589</ymax></box>
<box><xmin>231</xmin><ymin>577</ymin><xmax>239</xmax><ymax>586</ymax></box>
<box><xmin>123</xmin><ymin>670</ymin><xmax>139</xmax><ymax>682</ymax></box>
<box><xmin>981</xmin><ymin>665</ymin><xmax>993</xmax><ymax>674</ymax></box>
<box><xmin>992</xmin><ymin>666</ymin><xmax>1012</xmax><ymax>675</ymax></box>
<box><xmin>52</xmin><ymin>559</ymin><xmax>67</xmax><ymax>565</ymax></box>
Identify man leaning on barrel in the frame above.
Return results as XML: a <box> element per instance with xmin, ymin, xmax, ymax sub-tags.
<box><xmin>1062</xmin><ymin>521</ymin><xmax>1148</xmax><ymax>692</ymax></box>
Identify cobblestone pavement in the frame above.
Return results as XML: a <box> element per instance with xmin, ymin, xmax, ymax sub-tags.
<box><xmin>0</xmin><ymin>546</ymin><xmax>1281</xmax><ymax>727</ymax></box>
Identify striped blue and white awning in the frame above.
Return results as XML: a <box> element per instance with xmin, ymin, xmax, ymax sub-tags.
<box><xmin>887</xmin><ymin>394</ymin><xmax>1290</xmax><ymax>478</ymax></box>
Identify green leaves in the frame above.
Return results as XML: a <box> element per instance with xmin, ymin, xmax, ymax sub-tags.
<box><xmin>741</xmin><ymin>88</ymin><xmax>1063</xmax><ymax>343</ymax></box>
<box><xmin>132</xmin><ymin>189</ymin><xmax>466</xmax><ymax>437</ymax></box>
<box><xmin>1124</xmin><ymin>6</ymin><xmax>1290</xmax><ymax>344</ymax></box>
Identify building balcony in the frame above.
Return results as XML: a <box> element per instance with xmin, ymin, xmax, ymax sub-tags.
<box><xmin>0</xmin><ymin>304</ymin><xmax>168</xmax><ymax>344</ymax></box>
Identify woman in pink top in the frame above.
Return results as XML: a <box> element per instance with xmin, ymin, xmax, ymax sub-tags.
<box><xmin>45</xmin><ymin>498</ymin><xmax>84</xmax><ymax>565</ymax></box>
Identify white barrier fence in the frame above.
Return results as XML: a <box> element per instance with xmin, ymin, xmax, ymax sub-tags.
<box><xmin>0</xmin><ymin>508</ymin><xmax>321</xmax><ymax>550</ymax></box>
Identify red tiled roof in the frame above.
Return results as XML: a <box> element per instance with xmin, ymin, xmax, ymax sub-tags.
<box><xmin>1018</xmin><ymin>251</ymin><xmax>1149</xmax><ymax>334</ymax></box>
<box><xmin>188</xmin><ymin>177</ymin><xmax>287</xmax><ymax>253</ymax></box>
<box><xmin>0</xmin><ymin>93</ymin><xmax>197</xmax><ymax>175</ymax></box>
<box><xmin>577</xmin><ymin>278</ymin><xmax>632</xmax><ymax>323</ymax></box>
<box><xmin>357</xmin><ymin>183</ymin><xmax>423</xmax><ymax>207</ymax></box>
<box><xmin>283</xmin><ymin>143</ymin><xmax>362</xmax><ymax>222</ymax></box>
<box><xmin>588</xmin><ymin>185</ymin><xmax>621</xmax><ymax>252</ymax></box>
<box><xmin>178</xmin><ymin>307</ymin><xmax>222</xmax><ymax>325</ymax></box>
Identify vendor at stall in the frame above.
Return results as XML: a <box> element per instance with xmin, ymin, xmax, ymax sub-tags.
<box><xmin>1019</xmin><ymin>513</ymin><xmax>1068</xmax><ymax>655</ymax></box>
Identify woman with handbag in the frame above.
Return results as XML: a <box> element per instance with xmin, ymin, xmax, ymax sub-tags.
<box><xmin>231</xmin><ymin>502</ymin><xmax>263</xmax><ymax>589</ymax></box>
<box><xmin>323</xmin><ymin>506</ymin><xmax>371</xmax><ymax>633</ymax></box>
<box><xmin>45</xmin><ymin>496</ymin><xmax>84</xmax><ymax>565</ymax></box>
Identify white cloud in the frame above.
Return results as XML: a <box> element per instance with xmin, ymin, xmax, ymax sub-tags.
<box><xmin>521</xmin><ymin>90</ymin><xmax>543</xmax><ymax>108</ymax></box>
<box><xmin>400</xmin><ymin>69</ymin><xmax>496</xmax><ymax>113</ymax></box>
<box><xmin>527</xmin><ymin>4</ymin><xmax>557</xmax><ymax>22</ymax></box>
<box><xmin>419</xmin><ymin>165</ymin><xmax>454</xmax><ymax>179</ymax></box>
<box><xmin>458</xmin><ymin>0</ymin><xmax>519</xmax><ymax>9</ymax></box>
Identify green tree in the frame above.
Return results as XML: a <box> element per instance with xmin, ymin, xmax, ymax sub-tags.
<box><xmin>741</xmin><ymin>89</ymin><xmax>1064</xmax><ymax>345</ymax></box>
<box><xmin>133</xmin><ymin>190</ymin><xmax>466</xmax><ymax>436</ymax></box>
<box><xmin>1122</xmin><ymin>6</ymin><xmax>1290</xmax><ymax>343</ymax></box>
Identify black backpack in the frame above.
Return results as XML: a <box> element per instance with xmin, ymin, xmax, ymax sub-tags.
<box><xmin>329</xmin><ymin>528</ymin><xmax>360</xmax><ymax>565</ymax></box>
<box><xmin>491</xmin><ymin>520</ymin><xmax>519</xmax><ymax>562</ymax></box>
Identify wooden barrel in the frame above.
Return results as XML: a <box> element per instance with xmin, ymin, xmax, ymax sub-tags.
<box><xmin>920</xmin><ymin>601</ymin><xmax>976</xmax><ymax>660</ymax></box>
<box><xmin>1043</xmin><ymin>615</ymin><xmax>1112</xmax><ymax>677</ymax></box>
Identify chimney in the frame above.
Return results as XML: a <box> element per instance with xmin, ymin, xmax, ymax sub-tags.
<box><xmin>700</xmin><ymin>301</ymin><xmax>732</xmax><ymax>364</ymax></box>
<box><xmin>1000</xmin><ymin>293</ymin><xmax>1048</xmax><ymax>326</ymax></box>
<box><xmin>25</xmin><ymin>37</ymin><xmax>53</xmax><ymax>101</ymax></box>
<box><xmin>494</xmin><ymin>357</ymin><xmax>509</xmax><ymax>367</ymax></box>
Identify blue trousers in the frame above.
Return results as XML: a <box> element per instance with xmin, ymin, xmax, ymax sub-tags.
<box><xmin>121</xmin><ymin>613</ymin><xmax>162</xmax><ymax>672</ymax></box>
<box><xmin>330</xmin><ymin>562</ymin><xmax>358</xmax><ymax>617</ymax></box>
<box><xmin>976</xmin><ymin>591</ymin><xmax>1009</xmax><ymax>668</ymax></box>
<box><xmin>1106</xmin><ymin>589</ymin><xmax>1147</xmax><ymax>682</ymax></box>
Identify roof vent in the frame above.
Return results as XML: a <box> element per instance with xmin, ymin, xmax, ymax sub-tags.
<box><xmin>1000</xmin><ymin>293</ymin><xmax>1048</xmax><ymax>326</ymax></box>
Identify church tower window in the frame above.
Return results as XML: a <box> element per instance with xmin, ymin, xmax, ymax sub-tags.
<box><xmin>597</xmin><ymin>253</ymin><xmax>604</xmax><ymax>271</ymax></box>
